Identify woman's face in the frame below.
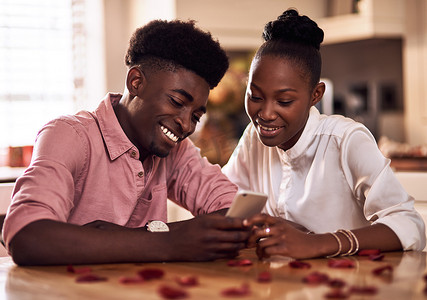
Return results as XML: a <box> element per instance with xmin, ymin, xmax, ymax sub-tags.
<box><xmin>245</xmin><ymin>55</ymin><xmax>324</xmax><ymax>151</ymax></box>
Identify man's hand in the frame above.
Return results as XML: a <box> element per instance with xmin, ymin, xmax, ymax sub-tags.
<box><xmin>166</xmin><ymin>214</ymin><xmax>251</xmax><ymax>261</ymax></box>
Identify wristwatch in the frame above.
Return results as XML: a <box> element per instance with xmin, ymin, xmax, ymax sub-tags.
<box><xmin>146</xmin><ymin>220</ymin><xmax>169</xmax><ymax>232</ymax></box>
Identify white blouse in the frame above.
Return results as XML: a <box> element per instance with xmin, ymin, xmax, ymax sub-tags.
<box><xmin>222</xmin><ymin>107</ymin><xmax>425</xmax><ymax>251</ymax></box>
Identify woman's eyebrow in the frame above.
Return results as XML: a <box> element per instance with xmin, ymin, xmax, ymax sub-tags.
<box><xmin>251</xmin><ymin>82</ymin><xmax>297</xmax><ymax>93</ymax></box>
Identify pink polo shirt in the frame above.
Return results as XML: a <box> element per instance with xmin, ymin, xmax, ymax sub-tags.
<box><xmin>3</xmin><ymin>93</ymin><xmax>237</xmax><ymax>248</ymax></box>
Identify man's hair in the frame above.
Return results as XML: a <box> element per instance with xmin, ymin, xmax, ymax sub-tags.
<box><xmin>125</xmin><ymin>19</ymin><xmax>229</xmax><ymax>89</ymax></box>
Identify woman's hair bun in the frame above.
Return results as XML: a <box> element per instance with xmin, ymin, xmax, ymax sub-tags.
<box><xmin>262</xmin><ymin>9</ymin><xmax>324</xmax><ymax>50</ymax></box>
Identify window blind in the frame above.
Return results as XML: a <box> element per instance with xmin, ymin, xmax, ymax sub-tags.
<box><xmin>0</xmin><ymin>0</ymin><xmax>79</xmax><ymax>147</ymax></box>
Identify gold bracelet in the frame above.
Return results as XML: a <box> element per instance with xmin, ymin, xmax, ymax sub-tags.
<box><xmin>336</xmin><ymin>229</ymin><xmax>354</xmax><ymax>256</ymax></box>
<box><xmin>347</xmin><ymin>230</ymin><xmax>360</xmax><ymax>255</ymax></box>
<box><xmin>326</xmin><ymin>232</ymin><xmax>342</xmax><ymax>258</ymax></box>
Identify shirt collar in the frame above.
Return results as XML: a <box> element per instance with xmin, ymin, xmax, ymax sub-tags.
<box><xmin>94</xmin><ymin>93</ymin><xmax>135</xmax><ymax>161</ymax></box>
<box><xmin>278</xmin><ymin>106</ymin><xmax>321</xmax><ymax>160</ymax></box>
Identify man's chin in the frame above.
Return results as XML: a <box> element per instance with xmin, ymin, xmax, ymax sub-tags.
<box><xmin>150</xmin><ymin>145</ymin><xmax>171</xmax><ymax>158</ymax></box>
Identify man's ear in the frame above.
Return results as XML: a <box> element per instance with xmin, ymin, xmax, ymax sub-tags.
<box><xmin>311</xmin><ymin>82</ymin><xmax>325</xmax><ymax>106</ymax></box>
<box><xmin>126</xmin><ymin>67</ymin><xmax>146</xmax><ymax>97</ymax></box>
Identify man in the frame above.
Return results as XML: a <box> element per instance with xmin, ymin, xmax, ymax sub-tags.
<box><xmin>3</xmin><ymin>19</ymin><xmax>249</xmax><ymax>265</ymax></box>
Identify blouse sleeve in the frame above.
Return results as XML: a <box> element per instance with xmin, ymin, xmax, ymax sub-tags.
<box><xmin>221</xmin><ymin>124</ymin><xmax>253</xmax><ymax>192</ymax></box>
<box><xmin>340</xmin><ymin>126</ymin><xmax>426</xmax><ymax>250</ymax></box>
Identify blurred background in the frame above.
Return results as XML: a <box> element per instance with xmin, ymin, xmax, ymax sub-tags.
<box><xmin>1</xmin><ymin>0</ymin><xmax>427</xmax><ymax>170</ymax></box>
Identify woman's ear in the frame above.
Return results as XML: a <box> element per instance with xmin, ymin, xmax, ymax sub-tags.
<box><xmin>126</xmin><ymin>67</ymin><xmax>145</xmax><ymax>97</ymax></box>
<box><xmin>311</xmin><ymin>82</ymin><xmax>325</xmax><ymax>106</ymax></box>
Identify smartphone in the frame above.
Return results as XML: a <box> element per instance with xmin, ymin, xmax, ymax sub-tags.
<box><xmin>226</xmin><ymin>190</ymin><xmax>268</xmax><ymax>219</ymax></box>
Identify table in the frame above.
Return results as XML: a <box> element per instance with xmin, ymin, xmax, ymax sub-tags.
<box><xmin>0</xmin><ymin>249</ymin><xmax>426</xmax><ymax>299</ymax></box>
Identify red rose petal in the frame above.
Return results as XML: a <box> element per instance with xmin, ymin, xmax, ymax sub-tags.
<box><xmin>349</xmin><ymin>285</ymin><xmax>378</xmax><ymax>295</ymax></box>
<box><xmin>372</xmin><ymin>265</ymin><xmax>393</xmax><ymax>276</ymax></box>
<box><xmin>302</xmin><ymin>271</ymin><xmax>329</xmax><ymax>284</ymax></box>
<box><xmin>158</xmin><ymin>285</ymin><xmax>189</xmax><ymax>299</ymax></box>
<box><xmin>119</xmin><ymin>276</ymin><xmax>145</xmax><ymax>284</ymax></box>
<box><xmin>67</xmin><ymin>264</ymin><xmax>92</xmax><ymax>274</ymax></box>
<box><xmin>75</xmin><ymin>274</ymin><xmax>108</xmax><ymax>283</ymax></box>
<box><xmin>175</xmin><ymin>276</ymin><xmax>199</xmax><ymax>287</ymax></box>
<box><xmin>358</xmin><ymin>249</ymin><xmax>381</xmax><ymax>256</ymax></box>
<box><xmin>369</xmin><ymin>254</ymin><xmax>384</xmax><ymax>261</ymax></box>
<box><xmin>138</xmin><ymin>268</ymin><xmax>165</xmax><ymax>280</ymax></box>
<box><xmin>324</xmin><ymin>289</ymin><xmax>349</xmax><ymax>299</ymax></box>
<box><xmin>257</xmin><ymin>271</ymin><xmax>272</xmax><ymax>283</ymax></box>
<box><xmin>328</xmin><ymin>278</ymin><xmax>346</xmax><ymax>288</ymax></box>
<box><xmin>227</xmin><ymin>259</ymin><xmax>253</xmax><ymax>267</ymax></box>
<box><xmin>221</xmin><ymin>283</ymin><xmax>251</xmax><ymax>297</ymax></box>
<box><xmin>237</xmin><ymin>259</ymin><xmax>253</xmax><ymax>266</ymax></box>
<box><xmin>327</xmin><ymin>259</ymin><xmax>355</xmax><ymax>268</ymax></box>
<box><xmin>289</xmin><ymin>261</ymin><xmax>311</xmax><ymax>269</ymax></box>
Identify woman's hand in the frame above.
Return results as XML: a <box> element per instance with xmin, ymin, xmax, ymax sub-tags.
<box><xmin>244</xmin><ymin>214</ymin><xmax>323</xmax><ymax>260</ymax></box>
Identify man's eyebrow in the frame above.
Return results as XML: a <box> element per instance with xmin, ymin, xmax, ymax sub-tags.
<box><xmin>172</xmin><ymin>89</ymin><xmax>206</xmax><ymax>113</ymax></box>
<box><xmin>172</xmin><ymin>89</ymin><xmax>194</xmax><ymax>102</ymax></box>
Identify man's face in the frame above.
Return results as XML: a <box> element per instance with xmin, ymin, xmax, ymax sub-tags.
<box><xmin>125</xmin><ymin>68</ymin><xmax>209</xmax><ymax>160</ymax></box>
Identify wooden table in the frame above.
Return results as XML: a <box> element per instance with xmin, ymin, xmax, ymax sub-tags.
<box><xmin>0</xmin><ymin>249</ymin><xmax>426</xmax><ymax>299</ymax></box>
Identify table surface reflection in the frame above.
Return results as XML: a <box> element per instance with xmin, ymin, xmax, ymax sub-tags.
<box><xmin>0</xmin><ymin>249</ymin><xmax>426</xmax><ymax>299</ymax></box>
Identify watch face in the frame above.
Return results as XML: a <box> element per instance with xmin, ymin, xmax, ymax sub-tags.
<box><xmin>147</xmin><ymin>220</ymin><xmax>169</xmax><ymax>232</ymax></box>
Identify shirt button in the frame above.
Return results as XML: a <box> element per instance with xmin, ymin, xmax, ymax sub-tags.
<box><xmin>130</xmin><ymin>151</ymin><xmax>137</xmax><ymax>158</ymax></box>
<box><xmin>138</xmin><ymin>171</ymin><xmax>144</xmax><ymax>178</ymax></box>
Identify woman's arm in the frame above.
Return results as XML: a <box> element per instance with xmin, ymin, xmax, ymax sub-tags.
<box><xmin>244</xmin><ymin>214</ymin><xmax>402</xmax><ymax>260</ymax></box>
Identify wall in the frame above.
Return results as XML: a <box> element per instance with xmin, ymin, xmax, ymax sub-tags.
<box><xmin>175</xmin><ymin>0</ymin><xmax>327</xmax><ymax>50</ymax></box>
<box><xmin>102</xmin><ymin>0</ymin><xmax>427</xmax><ymax>145</ymax></box>
<box><xmin>403</xmin><ymin>0</ymin><xmax>427</xmax><ymax>145</ymax></box>
<box><xmin>321</xmin><ymin>38</ymin><xmax>404</xmax><ymax>141</ymax></box>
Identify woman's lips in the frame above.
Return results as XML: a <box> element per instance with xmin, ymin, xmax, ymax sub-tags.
<box><xmin>257</xmin><ymin>124</ymin><xmax>283</xmax><ymax>137</ymax></box>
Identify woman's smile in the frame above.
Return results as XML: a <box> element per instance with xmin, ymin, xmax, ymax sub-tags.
<box><xmin>256</xmin><ymin>123</ymin><xmax>284</xmax><ymax>137</ymax></box>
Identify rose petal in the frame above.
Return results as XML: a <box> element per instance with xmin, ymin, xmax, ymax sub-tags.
<box><xmin>369</xmin><ymin>254</ymin><xmax>385</xmax><ymax>261</ymax></box>
<box><xmin>324</xmin><ymin>289</ymin><xmax>349</xmax><ymax>299</ymax></box>
<box><xmin>327</xmin><ymin>259</ymin><xmax>355</xmax><ymax>268</ymax></box>
<box><xmin>289</xmin><ymin>261</ymin><xmax>311</xmax><ymax>269</ymax></box>
<box><xmin>175</xmin><ymin>276</ymin><xmax>199</xmax><ymax>287</ymax></box>
<box><xmin>75</xmin><ymin>274</ymin><xmax>108</xmax><ymax>283</ymax></box>
<box><xmin>358</xmin><ymin>249</ymin><xmax>381</xmax><ymax>256</ymax></box>
<box><xmin>119</xmin><ymin>276</ymin><xmax>145</xmax><ymax>284</ymax></box>
<box><xmin>372</xmin><ymin>265</ymin><xmax>393</xmax><ymax>276</ymax></box>
<box><xmin>158</xmin><ymin>285</ymin><xmax>189</xmax><ymax>299</ymax></box>
<box><xmin>302</xmin><ymin>271</ymin><xmax>329</xmax><ymax>284</ymax></box>
<box><xmin>328</xmin><ymin>278</ymin><xmax>346</xmax><ymax>288</ymax></box>
<box><xmin>257</xmin><ymin>271</ymin><xmax>272</xmax><ymax>283</ymax></box>
<box><xmin>221</xmin><ymin>283</ymin><xmax>251</xmax><ymax>297</ymax></box>
<box><xmin>227</xmin><ymin>259</ymin><xmax>253</xmax><ymax>267</ymax></box>
<box><xmin>349</xmin><ymin>285</ymin><xmax>378</xmax><ymax>295</ymax></box>
<box><xmin>138</xmin><ymin>268</ymin><xmax>165</xmax><ymax>280</ymax></box>
<box><xmin>67</xmin><ymin>264</ymin><xmax>92</xmax><ymax>274</ymax></box>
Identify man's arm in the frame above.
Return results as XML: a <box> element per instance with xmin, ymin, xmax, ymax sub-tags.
<box><xmin>8</xmin><ymin>213</ymin><xmax>250</xmax><ymax>266</ymax></box>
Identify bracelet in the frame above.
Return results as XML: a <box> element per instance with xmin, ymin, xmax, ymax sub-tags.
<box><xmin>347</xmin><ymin>230</ymin><xmax>360</xmax><ymax>255</ymax></box>
<box><xmin>326</xmin><ymin>232</ymin><xmax>342</xmax><ymax>258</ymax></box>
<box><xmin>336</xmin><ymin>229</ymin><xmax>354</xmax><ymax>256</ymax></box>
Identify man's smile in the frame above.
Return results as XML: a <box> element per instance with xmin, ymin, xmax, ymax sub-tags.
<box><xmin>160</xmin><ymin>125</ymin><xmax>179</xmax><ymax>143</ymax></box>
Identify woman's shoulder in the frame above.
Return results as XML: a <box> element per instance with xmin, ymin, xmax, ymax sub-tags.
<box><xmin>317</xmin><ymin>113</ymin><xmax>370</xmax><ymax>139</ymax></box>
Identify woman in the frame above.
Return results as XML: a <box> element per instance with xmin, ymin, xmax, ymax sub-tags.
<box><xmin>222</xmin><ymin>9</ymin><xmax>425</xmax><ymax>259</ymax></box>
